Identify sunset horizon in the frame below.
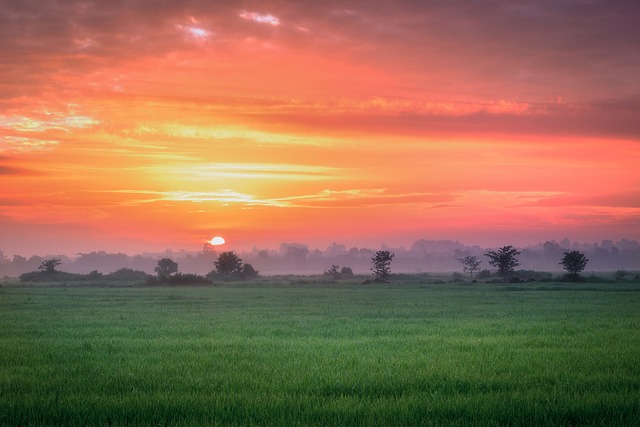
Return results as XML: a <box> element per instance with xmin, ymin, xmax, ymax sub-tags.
<box><xmin>2</xmin><ymin>1</ymin><xmax>639</xmax><ymax>258</ymax></box>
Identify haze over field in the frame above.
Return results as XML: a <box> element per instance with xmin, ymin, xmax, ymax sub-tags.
<box><xmin>1</xmin><ymin>1</ymin><xmax>639</xmax><ymax>256</ymax></box>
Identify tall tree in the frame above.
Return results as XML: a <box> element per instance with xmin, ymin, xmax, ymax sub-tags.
<box><xmin>215</xmin><ymin>251</ymin><xmax>243</xmax><ymax>276</ymax></box>
<box><xmin>559</xmin><ymin>250</ymin><xmax>589</xmax><ymax>278</ymax></box>
<box><xmin>155</xmin><ymin>258</ymin><xmax>178</xmax><ymax>279</ymax></box>
<box><xmin>371</xmin><ymin>250</ymin><xmax>395</xmax><ymax>281</ymax></box>
<box><xmin>39</xmin><ymin>258</ymin><xmax>61</xmax><ymax>274</ymax></box>
<box><xmin>484</xmin><ymin>246</ymin><xmax>521</xmax><ymax>279</ymax></box>
<box><xmin>457</xmin><ymin>255</ymin><xmax>482</xmax><ymax>278</ymax></box>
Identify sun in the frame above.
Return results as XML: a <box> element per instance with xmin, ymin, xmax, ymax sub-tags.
<box><xmin>209</xmin><ymin>236</ymin><xmax>226</xmax><ymax>246</ymax></box>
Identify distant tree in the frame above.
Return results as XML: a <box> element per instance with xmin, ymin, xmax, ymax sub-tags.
<box><xmin>484</xmin><ymin>246</ymin><xmax>521</xmax><ymax>279</ymax></box>
<box><xmin>88</xmin><ymin>270</ymin><xmax>103</xmax><ymax>279</ymax></box>
<box><xmin>215</xmin><ymin>251</ymin><xmax>243</xmax><ymax>276</ymax></box>
<box><xmin>155</xmin><ymin>258</ymin><xmax>178</xmax><ymax>279</ymax></box>
<box><xmin>457</xmin><ymin>255</ymin><xmax>482</xmax><ymax>278</ymax></box>
<box><xmin>39</xmin><ymin>258</ymin><xmax>62</xmax><ymax>274</ymax></box>
<box><xmin>242</xmin><ymin>263</ymin><xmax>259</xmax><ymax>278</ymax></box>
<box><xmin>325</xmin><ymin>264</ymin><xmax>342</xmax><ymax>279</ymax></box>
<box><xmin>340</xmin><ymin>266</ymin><xmax>354</xmax><ymax>277</ymax></box>
<box><xmin>371</xmin><ymin>250</ymin><xmax>395</xmax><ymax>281</ymax></box>
<box><xmin>559</xmin><ymin>250</ymin><xmax>589</xmax><ymax>277</ymax></box>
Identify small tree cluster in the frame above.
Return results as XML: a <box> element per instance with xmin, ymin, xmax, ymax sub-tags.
<box><xmin>324</xmin><ymin>265</ymin><xmax>354</xmax><ymax>280</ymax></box>
<box><xmin>213</xmin><ymin>251</ymin><xmax>259</xmax><ymax>278</ymax></box>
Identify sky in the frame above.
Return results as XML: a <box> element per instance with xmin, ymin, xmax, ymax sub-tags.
<box><xmin>1</xmin><ymin>0</ymin><xmax>640</xmax><ymax>256</ymax></box>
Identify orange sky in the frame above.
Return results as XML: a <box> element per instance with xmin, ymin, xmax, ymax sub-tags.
<box><xmin>1</xmin><ymin>1</ymin><xmax>639</xmax><ymax>255</ymax></box>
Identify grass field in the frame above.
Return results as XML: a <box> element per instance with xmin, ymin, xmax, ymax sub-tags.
<box><xmin>1</xmin><ymin>281</ymin><xmax>639</xmax><ymax>426</ymax></box>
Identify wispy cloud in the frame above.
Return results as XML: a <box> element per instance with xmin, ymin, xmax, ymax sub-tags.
<box><xmin>108</xmin><ymin>188</ymin><xmax>453</xmax><ymax>209</ymax></box>
<box><xmin>0</xmin><ymin>114</ymin><xmax>98</xmax><ymax>133</ymax></box>
<box><xmin>133</xmin><ymin>124</ymin><xmax>336</xmax><ymax>146</ymax></box>
<box><xmin>148</xmin><ymin>163</ymin><xmax>340</xmax><ymax>181</ymax></box>
<box><xmin>1</xmin><ymin>136</ymin><xmax>60</xmax><ymax>154</ymax></box>
<box><xmin>240</xmin><ymin>11</ymin><xmax>280</xmax><ymax>26</ymax></box>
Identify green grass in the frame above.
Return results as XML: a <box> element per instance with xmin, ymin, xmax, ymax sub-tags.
<box><xmin>1</xmin><ymin>281</ymin><xmax>639</xmax><ymax>426</ymax></box>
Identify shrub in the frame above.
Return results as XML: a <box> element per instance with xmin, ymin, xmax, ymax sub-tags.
<box><xmin>20</xmin><ymin>271</ymin><xmax>83</xmax><ymax>283</ymax></box>
<box><xmin>477</xmin><ymin>269</ymin><xmax>492</xmax><ymax>279</ymax></box>
<box><xmin>561</xmin><ymin>273</ymin><xmax>585</xmax><ymax>282</ymax></box>
<box><xmin>242</xmin><ymin>263</ymin><xmax>260</xmax><ymax>278</ymax></box>
<box><xmin>324</xmin><ymin>265</ymin><xmax>342</xmax><ymax>279</ymax></box>
<box><xmin>340</xmin><ymin>266</ymin><xmax>354</xmax><ymax>277</ymax></box>
<box><xmin>105</xmin><ymin>268</ymin><xmax>149</xmax><ymax>282</ymax></box>
<box><xmin>513</xmin><ymin>270</ymin><xmax>553</xmax><ymax>281</ymax></box>
<box><xmin>614</xmin><ymin>270</ymin><xmax>628</xmax><ymax>280</ymax></box>
<box><xmin>169</xmin><ymin>273</ymin><xmax>211</xmax><ymax>285</ymax></box>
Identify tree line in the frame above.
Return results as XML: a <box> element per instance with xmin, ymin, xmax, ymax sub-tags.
<box><xmin>458</xmin><ymin>246</ymin><xmax>589</xmax><ymax>281</ymax></box>
<box><xmin>23</xmin><ymin>247</ymin><xmax>593</xmax><ymax>284</ymax></box>
<box><xmin>4</xmin><ymin>238</ymin><xmax>638</xmax><ymax>277</ymax></box>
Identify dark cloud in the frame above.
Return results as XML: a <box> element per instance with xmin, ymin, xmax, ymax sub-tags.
<box><xmin>0</xmin><ymin>156</ymin><xmax>39</xmax><ymax>175</ymax></box>
<box><xmin>1</xmin><ymin>0</ymin><xmax>639</xmax><ymax>132</ymax></box>
<box><xmin>0</xmin><ymin>164</ymin><xmax>24</xmax><ymax>175</ymax></box>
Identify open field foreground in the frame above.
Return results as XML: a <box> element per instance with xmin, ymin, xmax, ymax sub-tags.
<box><xmin>1</xmin><ymin>282</ymin><xmax>639</xmax><ymax>426</ymax></box>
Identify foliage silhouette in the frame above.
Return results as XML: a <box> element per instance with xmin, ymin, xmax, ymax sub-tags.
<box><xmin>457</xmin><ymin>255</ymin><xmax>482</xmax><ymax>278</ymax></box>
<box><xmin>215</xmin><ymin>252</ymin><xmax>243</xmax><ymax>276</ymax></box>
<box><xmin>485</xmin><ymin>246</ymin><xmax>521</xmax><ymax>279</ymax></box>
<box><xmin>155</xmin><ymin>258</ymin><xmax>178</xmax><ymax>279</ymax></box>
<box><xmin>39</xmin><ymin>258</ymin><xmax>62</xmax><ymax>274</ymax></box>
<box><xmin>560</xmin><ymin>250</ymin><xmax>589</xmax><ymax>279</ymax></box>
<box><xmin>371</xmin><ymin>250</ymin><xmax>395</xmax><ymax>281</ymax></box>
<box><xmin>242</xmin><ymin>263</ymin><xmax>259</xmax><ymax>278</ymax></box>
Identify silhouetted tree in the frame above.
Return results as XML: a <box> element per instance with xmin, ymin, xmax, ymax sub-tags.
<box><xmin>242</xmin><ymin>263</ymin><xmax>259</xmax><ymax>278</ymax></box>
<box><xmin>371</xmin><ymin>250</ymin><xmax>395</xmax><ymax>281</ymax></box>
<box><xmin>560</xmin><ymin>250</ymin><xmax>588</xmax><ymax>277</ymax></box>
<box><xmin>485</xmin><ymin>246</ymin><xmax>521</xmax><ymax>279</ymax></box>
<box><xmin>340</xmin><ymin>266</ymin><xmax>354</xmax><ymax>277</ymax></box>
<box><xmin>325</xmin><ymin>264</ymin><xmax>341</xmax><ymax>279</ymax></box>
<box><xmin>215</xmin><ymin>251</ymin><xmax>243</xmax><ymax>276</ymax></box>
<box><xmin>39</xmin><ymin>258</ymin><xmax>61</xmax><ymax>274</ymax></box>
<box><xmin>457</xmin><ymin>255</ymin><xmax>482</xmax><ymax>278</ymax></box>
<box><xmin>155</xmin><ymin>258</ymin><xmax>178</xmax><ymax>279</ymax></box>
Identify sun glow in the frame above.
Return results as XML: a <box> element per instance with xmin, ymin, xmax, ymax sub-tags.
<box><xmin>209</xmin><ymin>236</ymin><xmax>226</xmax><ymax>246</ymax></box>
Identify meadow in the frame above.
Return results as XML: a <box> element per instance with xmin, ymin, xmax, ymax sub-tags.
<box><xmin>1</xmin><ymin>280</ymin><xmax>639</xmax><ymax>426</ymax></box>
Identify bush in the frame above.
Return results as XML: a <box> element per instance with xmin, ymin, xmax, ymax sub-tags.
<box><xmin>477</xmin><ymin>269</ymin><xmax>492</xmax><ymax>279</ymax></box>
<box><xmin>561</xmin><ymin>273</ymin><xmax>586</xmax><ymax>282</ymax></box>
<box><xmin>340</xmin><ymin>266</ymin><xmax>354</xmax><ymax>277</ymax></box>
<box><xmin>20</xmin><ymin>271</ymin><xmax>83</xmax><ymax>283</ymax></box>
<box><xmin>614</xmin><ymin>270</ymin><xmax>628</xmax><ymax>280</ymax></box>
<box><xmin>586</xmin><ymin>274</ymin><xmax>607</xmax><ymax>283</ymax></box>
<box><xmin>324</xmin><ymin>265</ymin><xmax>342</xmax><ymax>279</ymax></box>
<box><xmin>513</xmin><ymin>270</ymin><xmax>553</xmax><ymax>281</ymax></box>
<box><xmin>452</xmin><ymin>272</ymin><xmax>464</xmax><ymax>281</ymax></box>
<box><xmin>105</xmin><ymin>268</ymin><xmax>149</xmax><ymax>282</ymax></box>
<box><xmin>242</xmin><ymin>263</ymin><xmax>260</xmax><ymax>278</ymax></box>
<box><xmin>169</xmin><ymin>273</ymin><xmax>211</xmax><ymax>285</ymax></box>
